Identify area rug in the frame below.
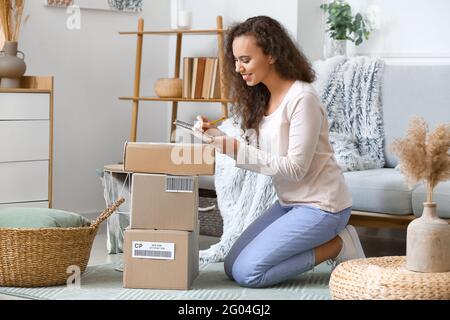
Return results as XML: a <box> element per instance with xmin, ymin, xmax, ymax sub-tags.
<box><xmin>0</xmin><ymin>261</ymin><xmax>332</xmax><ymax>300</ymax></box>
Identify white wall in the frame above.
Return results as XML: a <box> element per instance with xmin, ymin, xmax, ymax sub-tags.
<box><xmin>15</xmin><ymin>0</ymin><xmax>450</xmax><ymax>214</ymax></box>
<box><xmin>297</xmin><ymin>0</ymin><xmax>325</xmax><ymax>62</ymax></box>
<box><xmin>299</xmin><ymin>0</ymin><xmax>450</xmax><ymax>63</ymax></box>
<box><xmin>168</xmin><ymin>0</ymin><xmax>299</xmax><ymax>136</ymax></box>
<box><xmin>20</xmin><ymin>1</ymin><xmax>170</xmax><ymax>214</ymax></box>
<box><xmin>14</xmin><ymin>0</ymin><xmax>298</xmax><ymax>215</ymax></box>
<box><xmin>347</xmin><ymin>0</ymin><xmax>450</xmax><ymax>59</ymax></box>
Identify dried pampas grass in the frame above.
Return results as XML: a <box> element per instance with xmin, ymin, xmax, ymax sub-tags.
<box><xmin>0</xmin><ymin>0</ymin><xmax>27</xmax><ymax>42</ymax></box>
<box><xmin>391</xmin><ymin>116</ymin><xmax>450</xmax><ymax>202</ymax></box>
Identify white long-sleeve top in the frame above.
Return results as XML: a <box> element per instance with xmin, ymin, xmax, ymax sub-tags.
<box><xmin>236</xmin><ymin>80</ymin><xmax>352</xmax><ymax>213</ymax></box>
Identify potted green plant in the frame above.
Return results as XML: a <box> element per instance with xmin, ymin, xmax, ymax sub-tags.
<box><xmin>320</xmin><ymin>0</ymin><xmax>377</xmax><ymax>57</ymax></box>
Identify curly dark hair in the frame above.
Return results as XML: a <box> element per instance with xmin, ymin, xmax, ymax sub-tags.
<box><xmin>224</xmin><ymin>16</ymin><xmax>315</xmax><ymax>136</ymax></box>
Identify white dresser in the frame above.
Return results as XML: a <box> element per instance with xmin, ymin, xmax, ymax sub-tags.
<box><xmin>0</xmin><ymin>76</ymin><xmax>54</xmax><ymax>209</ymax></box>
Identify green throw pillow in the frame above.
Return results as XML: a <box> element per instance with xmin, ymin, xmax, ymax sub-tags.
<box><xmin>0</xmin><ymin>207</ymin><xmax>91</xmax><ymax>228</ymax></box>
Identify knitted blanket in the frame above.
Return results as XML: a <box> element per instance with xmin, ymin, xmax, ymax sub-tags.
<box><xmin>199</xmin><ymin>56</ymin><xmax>385</xmax><ymax>264</ymax></box>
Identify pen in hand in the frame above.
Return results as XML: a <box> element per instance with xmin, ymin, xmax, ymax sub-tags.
<box><xmin>209</xmin><ymin>116</ymin><xmax>227</xmax><ymax>125</ymax></box>
<box><xmin>195</xmin><ymin>116</ymin><xmax>228</xmax><ymax>135</ymax></box>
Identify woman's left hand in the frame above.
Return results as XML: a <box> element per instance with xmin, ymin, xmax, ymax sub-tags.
<box><xmin>210</xmin><ymin>135</ymin><xmax>240</xmax><ymax>158</ymax></box>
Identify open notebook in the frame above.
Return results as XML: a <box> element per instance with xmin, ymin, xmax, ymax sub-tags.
<box><xmin>173</xmin><ymin>120</ymin><xmax>214</xmax><ymax>144</ymax></box>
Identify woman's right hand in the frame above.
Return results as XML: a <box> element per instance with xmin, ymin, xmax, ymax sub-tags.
<box><xmin>195</xmin><ymin>115</ymin><xmax>216</xmax><ymax>131</ymax></box>
<box><xmin>195</xmin><ymin>115</ymin><xmax>225</xmax><ymax>137</ymax></box>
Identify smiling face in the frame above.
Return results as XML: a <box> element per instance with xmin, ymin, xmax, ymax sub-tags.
<box><xmin>232</xmin><ymin>35</ymin><xmax>274</xmax><ymax>86</ymax></box>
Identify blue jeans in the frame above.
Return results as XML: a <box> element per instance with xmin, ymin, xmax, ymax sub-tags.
<box><xmin>224</xmin><ymin>201</ymin><xmax>351</xmax><ymax>288</ymax></box>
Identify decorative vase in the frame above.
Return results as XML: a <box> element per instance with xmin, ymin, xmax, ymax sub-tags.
<box><xmin>177</xmin><ymin>10</ymin><xmax>192</xmax><ymax>30</ymax></box>
<box><xmin>170</xmin><ymin>0</ymin><xmax>184</xmax><ymax>29</ymax></box>
<box><xmin>406</xmin><ymin>202</ymin><xmax>450</xmax><ymax>273</ymax></box>
<box><xmin>325</xmin><ymin>39</ymin><xmax>347</xmax><ymax>58</ymax></box>
<box><xmin>0</xmin><ymin>41</ymin><xmax>27</xmax><ymax>88</ymax></box>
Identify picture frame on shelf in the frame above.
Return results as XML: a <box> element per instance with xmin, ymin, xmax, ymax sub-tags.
<box><xmin>44</xmin><ymin>0</ymin><xmax>143</xmax><ymax>12</ymax></box>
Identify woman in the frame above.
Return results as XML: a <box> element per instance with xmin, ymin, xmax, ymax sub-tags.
<box><xmin>196</xmin><ymin>16</ymin><xmax>365</xmax><ymax>288</ymax></box>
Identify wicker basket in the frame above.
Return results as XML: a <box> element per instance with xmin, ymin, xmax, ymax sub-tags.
<box><xmin>0</xmin><ymin>198</ymin><xmax>124</xmax><ymax>287</ymax></box>
<box><xmin>198</xmin><ymin>197</ymin><xmax>223</xmax><ymax>237</ymax></box>
<box><xmin>329</xmin><ymin>256</ymin><xmax>450</xmax><ymax>300</ymax></box>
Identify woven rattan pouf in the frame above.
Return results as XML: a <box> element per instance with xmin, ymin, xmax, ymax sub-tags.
<box><xmin>329</xmin><ymin>256</ymin><xmax>450</xmax><ymax>300</ymax></box>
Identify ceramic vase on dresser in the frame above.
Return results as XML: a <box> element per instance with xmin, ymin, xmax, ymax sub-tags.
<box><xmin>406</xmin><ymin>202</ymin><xmax>450</xmax><ymax>273</ymax></box>
<box><xmin>0</xmin><ymin>41</ymin><xmax>27</xmax><ymax>88</ymax></box>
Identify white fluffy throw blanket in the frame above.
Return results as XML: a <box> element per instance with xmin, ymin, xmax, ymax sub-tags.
<box><xmin>199</xmin><ymin>120</ymin><xmax>278</xmax><ymax>264</ymax></box>
<box><xmin>315</xmin><ymin>56</ymin><xmax>386</xmax><ymax>171</ymax></box>
<box><xmin>199</xmin><ymin>56</ymin><xmax>385</xmax><ymax>264</ymax></box>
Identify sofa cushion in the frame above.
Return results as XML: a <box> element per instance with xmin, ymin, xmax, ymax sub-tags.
<box><xmin>412</xmin><ymin>181</ymin><xmax>450</xmax><ymax>219</ymax></box>
<box><xmin>0</xmin><ymin>207</ymin><xmax>91</xmax><ymax>229</ymax></box>
<box><xmin>201</xmin><ymin>168</ymin><xmax>415</xmax><ymax>216</ymax></box>
<box><xmin>343</xmin><ymin>168</ymin><xmax>413</xmax><ymax>215</ymax></box>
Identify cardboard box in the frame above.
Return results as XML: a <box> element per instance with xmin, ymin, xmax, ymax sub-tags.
<box><xmin>131</xmin><ymin>173</ymin><xmax>198</xmax><ymax>231</ymax></box>
<box><xmin>123</xmin><ymin>225</ymin><xmax>199</xmax><ymax>290</ymax></box>
<box><xmin>124</xmin><ymin>142</ymin><xmax>215</xmax><ymax>176</ymax></box>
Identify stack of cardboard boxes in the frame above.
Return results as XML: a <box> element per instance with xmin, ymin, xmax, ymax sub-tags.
<box><xmin>122</xmin><ymin>142</ymin><xmax>215</xmax><ymax>290</ymax></box>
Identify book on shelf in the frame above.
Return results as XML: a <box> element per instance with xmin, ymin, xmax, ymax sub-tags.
<box><xmin>201</xmin><ymin>58</ymin><xmax>214</xmax><ymax>99</ymax></box>
<box><xmin>190</xmin><ymin>58</ymin><xmax>198</xmax><ymax>99</ymax></box>
<box><xmin>183</xmin><ymin>56</ymin><xmax>221</xmax><ymax>100</ymax></box>
<box><xmin>182</xmin><ymin>57</ymin><xmax>193</xmax><ymax>98</ymax></box>
<box><xmin>194</xmin><ymin>57</ymin><xmax>206</xmax><ymax>99</ymax></box>
<box><xmin>211</xmin><ymin>58</ymin><xmax>221</xmax><ymax>99</ymax></box>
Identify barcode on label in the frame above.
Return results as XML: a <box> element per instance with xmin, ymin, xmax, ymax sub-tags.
<box><xmin>165</xmin><ymin>176</ymin><xmax>194</xmax><ymax>193</ymax></box>
<box><xmin>133</xmin><ymin>250</ymin><xmax>173</xmax><ymax>259</ymax></box>
<box><xmin>132</xmin><ymin>241</ymin><xmax>175</xmax><ymax>260</ymax></box>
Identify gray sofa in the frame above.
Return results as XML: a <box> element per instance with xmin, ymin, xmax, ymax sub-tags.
<box><xmin>199</xmin><ymin>63</ymin><xmax>450</xmax><ymax>228</ymax></box>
